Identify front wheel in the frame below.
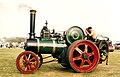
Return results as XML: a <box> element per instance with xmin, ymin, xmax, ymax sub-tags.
<box><xmin>16</xmin><ymin>51</ymin><xmax>39</xmax><ymax>74</ymax></box>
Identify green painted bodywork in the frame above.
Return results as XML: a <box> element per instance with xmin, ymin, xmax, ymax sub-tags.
<box><xmin>25</xmin><ymin>38</ymin><xmax>66</xmax><ymax>54</ymax></box>
<box><xmin>66</xmin><ymin>26</ymin><xmax>85</xmax><ymax>44</ymax></box>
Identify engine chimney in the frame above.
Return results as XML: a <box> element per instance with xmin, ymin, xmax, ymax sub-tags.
<box><xmin>29</xmin><ymin>10</ymin><xmax>36</xmax><ymax>39</ymax></box>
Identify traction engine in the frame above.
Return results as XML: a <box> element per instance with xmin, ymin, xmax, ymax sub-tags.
<box><xmin>16</xmin><ymin>10</ymin><xmax>109</xmax><ymax>74</ymax></box>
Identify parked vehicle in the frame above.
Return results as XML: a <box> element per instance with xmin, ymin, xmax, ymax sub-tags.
<box><xmin>108</xmin><ymin>40</ymin><xmax>115</xmax><ymax>52</ymax></box>
<box><xmin>114</xmin><ymin>43</ymin><xmax>120</xmax><ymax>49</ymax></box>
<box><xmin>109</xmin><ymin>45</ymin><xmax>115</xmax><ymax>52</ymax></box>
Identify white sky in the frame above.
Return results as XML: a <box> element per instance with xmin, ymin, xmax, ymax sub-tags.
<box><xmin>0</xmin><ymin>0</ymin><xmax>119</xmax><ymax>41</ymax></box>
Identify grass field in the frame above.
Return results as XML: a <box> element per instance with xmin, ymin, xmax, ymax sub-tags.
<box><xmin>0</xmin><ymin>48</ymin><xmax>120</xmax><ymax>77</ymax></box>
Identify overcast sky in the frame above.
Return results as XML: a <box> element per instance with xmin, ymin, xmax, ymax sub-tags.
<box><xmin>0</xmin><ymin>0</ymin><xmax>120</xmax><ymax>41</ymax></box>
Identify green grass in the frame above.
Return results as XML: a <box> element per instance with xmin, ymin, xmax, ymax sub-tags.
<box><xmin>0</xmin><ymin>48</ymin><xmax>120</xmax><ymax>77</ymax></box>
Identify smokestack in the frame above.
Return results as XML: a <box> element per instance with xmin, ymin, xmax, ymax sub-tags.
<box><xmin>29</xmin><ymin>10</ymin><xmax>36</xmax><ymax>39</ymax></box>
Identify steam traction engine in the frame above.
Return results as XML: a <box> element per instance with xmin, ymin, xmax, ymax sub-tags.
<box><xmin>16</xmin><ymin>10</ymin><xmax>109</xmax><ymax>74</ymax></box>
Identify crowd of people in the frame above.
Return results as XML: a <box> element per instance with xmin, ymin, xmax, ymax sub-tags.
<box><xmin>0</xmin><ymin>42</ymin><xmax>25</xmax><ymax>49</ymax></box>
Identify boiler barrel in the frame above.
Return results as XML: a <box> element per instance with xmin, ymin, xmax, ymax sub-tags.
<box><xmin>25</xmin><ymin>39</ymin><xmax>66</xmax><ymax>54</ymax></box>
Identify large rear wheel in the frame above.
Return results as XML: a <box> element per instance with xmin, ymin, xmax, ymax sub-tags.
<box><xmin>67</xmin><ymin>40</ymin><xmax>100</xmax><ymax>72</ymax></box>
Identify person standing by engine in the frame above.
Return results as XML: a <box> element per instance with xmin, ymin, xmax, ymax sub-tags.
<box><xmin>85</xmin><ymin>27</ymin><xmax>97</xmax><ymax>42</ymax></box>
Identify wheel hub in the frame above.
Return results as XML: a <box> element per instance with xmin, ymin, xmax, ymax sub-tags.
<box><xmin>25</xmin><ymin>61</ymin><xmax>29</xmax><ymax>65</ymax></box>
<box><xmin>73</xmin><ymin>33</ymin><xmax>78</xmax><ymax>39</ymax></box>
<box><xmin>82</xmin><ymin>53</ymin><xmax>88</xmax><ymax>60</ymax></box>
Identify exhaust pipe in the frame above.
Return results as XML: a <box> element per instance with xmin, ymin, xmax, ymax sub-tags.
<box><xmin>29</xmin><ymin>10</ymin><xmax>36</xmax><ymax>39</ymax></box>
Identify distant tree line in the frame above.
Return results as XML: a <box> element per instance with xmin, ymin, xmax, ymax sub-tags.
<box><xmin>0</xmin><ymin>37</ymin><xmax>27</xmax><ymax>43</ymax></box>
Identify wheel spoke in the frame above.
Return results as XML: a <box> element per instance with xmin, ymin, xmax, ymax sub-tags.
<box><xmin>20</xmin><ymin>61</ymin><xmax>24</xmax><ymax>65</ymax></box>
<box><xmin>80</xmin><ymin>59</ymin><xmax>85</xmax><ymax>68</ymax></box>
<box><xmin>84</xmin><ymin>45</ymin><xmax>88</xmax><ymax>53</ymax></box>
<box><xmin>26</xmin><ymin>65</ymin><xmax>31</xmax><ymax>71</ymax></box>
<box><xmin>30</xmin><ymin>57</ymin><xmax>36</xmax><ymax>61</ymax></box>
<box><xmin>20</xmin><ymin>58</ymin><xmax>26</xmax><ymax>65</ymax></box>
<box><xmin>24</xmin><ymin>55</ymin><xmax>28</xmax><ymax>61</ymax></box>
<box><xmin>24</xmin><ymin>67</ymin><xmax>27</xmax><ymax>71</ymax></box>
<box><xmin>75</xmin><ymin>47</ymin><xmax>83</xmax><ymax>54</ymax></box>
<box><xmin>21</xmin><ymin>65</ymin><xmax>25</xmax><ymax>68</ymax></box>
<box><xmin>30</xmin><ymin>61</ymin><xmax>36</xmax><ymax>65</ymax></box>
<box><xmin>87</xmin><ymin>59</ymin><xmax>92</xmax><ymax>65</ymax></box>
<box><xmin>21</xmin><ymin>58</ymin><xmax>25</xmax><ymax>62</ymax></box>
<box><xmin>73</xmin><ymin>56</ymin><xmax>82</xmax><ymax>61</ymax></box>
<box><xmin>88</xmin><ymin>52</ymin><xmax>94</xmax><ymax>57</ymax></box>
<box><xmin>27</xmin><ymin>54</ymin><xmax>31</xmax><ymax>60</ymax></box>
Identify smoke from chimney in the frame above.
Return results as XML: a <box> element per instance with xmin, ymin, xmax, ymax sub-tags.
<box><xmin>18</xmin><ymin>3</ymin><xmax>33</xmax><ymax>10</ymax></box>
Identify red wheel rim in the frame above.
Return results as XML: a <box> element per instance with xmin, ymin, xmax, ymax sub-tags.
<box><xmin>68</xmin><ymin>40</ymin><xmax>99</xmax><ymax>72</ymax></box>
<box><xmin>16</xmin><ymin>51</ymin><xmax>39</xmax><ymax>74</ymax></box>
